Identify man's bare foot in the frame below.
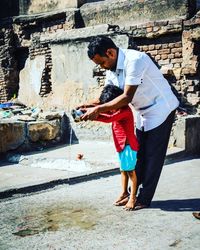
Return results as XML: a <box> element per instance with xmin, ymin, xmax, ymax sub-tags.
<box><xmin>193</xmin><ymin>212</ymin><xmax>200</xmax><ymax>220</ymax></box>
<box><xmin>113</xmin><ymin>193</ymin><xmax>129</xmax><ymax>206</ymax></box>
<box><xmin>123</xmin><ymin>198</ymin><xmax>136</xmax><ymax>211</ymax></box>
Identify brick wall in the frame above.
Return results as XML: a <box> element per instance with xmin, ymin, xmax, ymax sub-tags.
<box><xmin>94</xmin><ymin>18</ymin><xmax>200</xmax><ymax>113</ymax></box>
<box><xmin>29</xmin><ymin>37</ymin><xmax>52</xmax><ymax>97</ymax></box>
<box><xmin>0</xmin><ymin>22</ymin><xmax>19</xmax><ymax>102</ymax></box>
<box><xmin>0</xmin><ymin>5</ymin><xmax>200</xmax><ymax>114</ymax></box>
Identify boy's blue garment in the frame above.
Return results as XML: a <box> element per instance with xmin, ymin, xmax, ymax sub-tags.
<box><xmin>118</xmin><ymin>145</ymin><xmax>137</xmax><ymax>171</ymax></box>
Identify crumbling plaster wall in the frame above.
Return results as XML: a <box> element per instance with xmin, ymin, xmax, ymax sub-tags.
<box><xmin>25</xmin><ymin>0</ymin><xmax>86</xmax><ymax>14</ymax></box>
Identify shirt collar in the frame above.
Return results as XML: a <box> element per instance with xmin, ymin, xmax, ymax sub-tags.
<box><xmin>116</xmin><ymin>48</ymin><xmax>125</xmax><ymax>71</ymax></box>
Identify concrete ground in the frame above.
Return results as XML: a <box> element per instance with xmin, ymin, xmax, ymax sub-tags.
<box><xmin>0</xmin><ymin>141</ymin><xmax>199</xmax><ymax>250</ymax></box>
<box><xmin>0</xmin><ymin>140</ymin><xmax>117</xmax><ymax>196</ymax></box>
<box><xmin>0</xmin><ymin>155</ymin><xmax>200</xmax><ymax>250</ymax></box>
<box><xmin>0</xmin><ymin>140</ymin><xmax>183</xmax><ymax>197</ymax></box>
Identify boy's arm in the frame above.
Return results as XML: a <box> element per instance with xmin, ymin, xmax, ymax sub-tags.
<box><xmin>81</xmin><ymin>85</ymin><xmax>137</xmax><ymax>120</ymax></box>
<box><xmin>95</xmin><ymin>108</ymin><xmax>130</xmax><ymax>123</ymax></box>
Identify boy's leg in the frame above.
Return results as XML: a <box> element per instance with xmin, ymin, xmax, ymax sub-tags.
<box><xmin>136</xmin><ymin>110</ymin><xmax>176</xmax><ymax>207</ymax></box>
<box><xmin>124</xmin><ymin>170</ymin><xmax>137</xmax><ymax>210</ymax></box>
<box><xmin>114</xmin><ymin>171</ymin><xmax>129</xmax><ymax>205</ymax></box>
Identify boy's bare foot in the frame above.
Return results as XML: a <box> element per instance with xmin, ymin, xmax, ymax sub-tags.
<box><xmin>115</xmin><ymin>196</ymin><xmax>130</xmax><ymax>206</ymax></box>
<box><xmin>123</xmin><ymin>198</ymin><xmax>136</xmax><ymax>211</ymax></box>
<box><xmin>113</xmin><ymin>193</ymin><xmax>129</xmax><ymax>206</ymax></box>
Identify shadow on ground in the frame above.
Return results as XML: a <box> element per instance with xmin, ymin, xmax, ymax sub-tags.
<box><xmin>164</xmin><ymin>151</ymin><xmax>200</xmax><ymax>165</ymax></box>
<box><xmin>151</xmin><ymin>198</ymin><xmax>200</xmax><ymax>211</ymax></box>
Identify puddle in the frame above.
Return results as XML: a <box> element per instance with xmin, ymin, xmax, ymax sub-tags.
<box><xmin>13</xmin><ymin>204</ymin><xmax>98</xmax><ymax>237</ymax></box>
<box><xmin>30</xmin><ymin>158</ymin><xmax>91</xmax><ymax>172</ymax></box>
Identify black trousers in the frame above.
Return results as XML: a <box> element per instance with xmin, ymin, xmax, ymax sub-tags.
<box><xmin>135</xmin><ymin>110</ymin><xmax>176</xmax><ymax>206</ymax></box>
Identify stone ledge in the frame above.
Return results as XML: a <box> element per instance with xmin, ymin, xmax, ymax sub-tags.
<box><xmin>80</xmin><ymin>0</ymin><xmax>191</xmax><ymax>27</ymax></box>
<box><xmin>171</xmin><ymin>115</ymin><xmax>200</xmax><ymax>154</ymax></box>
<box><xmin>0</xmin><ymin>112</ymin><xmax>71</xmax><ymax>153</ymax></box>
<box><xmin>40</xmin><ymin>24</ymin><xmax>113</xmax><ymax>43</ymax></box>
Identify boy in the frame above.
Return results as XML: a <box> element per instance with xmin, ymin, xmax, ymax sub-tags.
<box><xmin>93</xmin><ymin>85</ymin><xmax>139</xmax><ymax>210</ymax></box>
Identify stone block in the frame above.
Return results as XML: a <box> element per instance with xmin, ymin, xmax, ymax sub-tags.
<box><xmin>146</xmin><ymin>27</ymin><xmax>153</xmax><ymax>33</ymax></box>
<box><xmin>173</xmin><ymin>116</ymin><xmax>200</xmax><ymax>154</ymax></box>
<box><xmin>169</xmin><ymin>43</ymin><xmax>175</xmax><ymax>48</ymax></box>
<box><xmin>158</xmin><ymin>49</ymin><xmax>170</xmax><ymax>54</ymax></box>
<box><xmin>155</xmin><ymin>44</ymin><xmax>162</xmax><ymax>49</ymax></box>
<box><xmin>174</xmin><ymin>52</ymin><xmax>182</xmax><ymax>58</ymax></box>
<box><xmin>155</xmin><ymin>55</ymin><xmax>161</xmax><ymax>60</ymax></box>
<box><xmin>173</xmin><ymin>63</ymin><xmax>181</xmax><ymax>68</ymax></box>
<box><xmin>0</xmin><ymin>122</ymin><xmax>26</xmax><ymax>153</ymax></box>
<box><xmin>158</xmin><ymin>59</ymin><xmax>170</xmax><ymax>65</ymax></box>
<box><xmin>185</xmin><ymin>116</ymin><xmax>200</xmax><ymax>154</ymax></box>
<box><xmin>25</xmin><ymin>0</ymin><xmax>86</xmax><ymax>15</ymax></box>
<box><xmin>171</xmin><ymin>58</ymin><xmax>183</xmax><ymax>64</ymax></box>
<box><xmin>149</xmin><ymin>50</ymin><xmax>157</xmax><ymax>56</ymax></box>
<box><xmin>148</xmin><ymin>45</ymin><xmax>155</xmax><ymax>50</ymax></box>
<box><xmin>171</xmin><ymin>48</ymin><xmax>182</xmax><ymax>53</ymax></box>
<box><xmin>161</xmin><ymin>54</ymin><xmax>168</xmax><ymax>60</ymax></box>
<box><xmin>28</xmin><ymin>120</ymin><xmax>60</xmax><ymax>142</ymax></box>
<box><xmin>168</xmin><ymin>54</ymin><xmax>175</xmax><ymax>59</ymax></box>
<box><xmin>80</xmin><ymin>0</ymin><xmax>192</xmax><ymax>27</ymax></box>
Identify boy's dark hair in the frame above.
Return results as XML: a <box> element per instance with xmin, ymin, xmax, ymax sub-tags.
<box><xmin>99</xmin><ymin>84</ymin><xmax>123</xmax><ymax>104</ymax></box>
<box><xmin>87</xmin><ymin>35</ymin><xmax>117</xmax><ymax>59</ymax></box>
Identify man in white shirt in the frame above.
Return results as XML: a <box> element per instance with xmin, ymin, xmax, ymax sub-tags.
<box><xmin>80</xmin><ymin>36</ymin><xmax>179</xmax><ymax>210</ymax></box>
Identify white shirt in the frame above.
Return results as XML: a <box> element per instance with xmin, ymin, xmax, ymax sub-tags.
<box><xmin>105</xmin><ymin>48</ymin><xmax>179</xmax><ymax>131</ymax></box>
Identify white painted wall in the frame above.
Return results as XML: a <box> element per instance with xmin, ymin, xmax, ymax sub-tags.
<box><xmin>18</xmin><ymin>55</ymin><xmax>45</xmax><ymax>107</ymax></box>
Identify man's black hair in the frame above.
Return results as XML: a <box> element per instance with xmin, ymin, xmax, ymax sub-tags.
<box><xmin>99</xmin><ymin>84</ymin><xmax>123</xmax><ymax>104</ymax></box>
<box><xmin>87</xmin><ymin>35</ymin><xmax>117</xmax><ymax>59</ymax></box>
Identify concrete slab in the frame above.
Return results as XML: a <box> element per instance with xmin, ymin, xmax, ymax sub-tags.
<box><xmin>0</xmin><ymin>158</ymin><xmax>199</xmax><ymax>249</ymax></box>
<box><xmin>0</xmin><ymin>140</ymin><xmax>186</xmax><ymax>198</ymax></box>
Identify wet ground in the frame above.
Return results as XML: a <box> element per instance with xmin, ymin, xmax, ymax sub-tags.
<box><xmin>0</xmin><ymin>158</ymin><xmax>200</xmax><ymax>250</ymax></box>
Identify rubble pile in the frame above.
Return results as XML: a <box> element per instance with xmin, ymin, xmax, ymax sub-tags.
<box><xmin>0</xmin><ymin>100</ymin><xmax>70</xmax><ymax>153</ymax></box>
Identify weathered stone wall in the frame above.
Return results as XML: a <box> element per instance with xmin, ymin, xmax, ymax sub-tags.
<box><xmin>80</xmin><ymin>0</ymin><xmax>196</xmax><ymax>27</ymax></box>
<box><xmin>0</xmin><ymin>0</ymin><xmax>200</xmax><ymax>147</ymax></box>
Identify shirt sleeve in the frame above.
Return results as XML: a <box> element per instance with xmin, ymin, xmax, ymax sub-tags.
<box><xmin>124</xmin><ymin>56</ymin><xmax>147</xmax><ymax>86</ymax></box>
<box><xmin>95</xmin><ymin>108</ymin><xmax>130</xmax><ymax>123</ymax></box>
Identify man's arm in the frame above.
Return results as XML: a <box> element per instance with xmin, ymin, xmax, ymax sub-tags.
<box><xmin>81</xmin><ymin>85</ymin><xmax>138</xmax><ymax>120</ymax></box>
<box><xmin>76</xmin><ymin>98</ymin><xmax>100</xmax><ymax>109</ymax></box>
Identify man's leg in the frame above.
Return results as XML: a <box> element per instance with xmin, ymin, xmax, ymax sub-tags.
<box><xmin>135</xmin><ymin>127</ymin><xmax>146</xmax><ymax>189</ymax></box>
<box><xmin>136</xmin><ymin>110</ymin><xmax>176</xmax><ymax>206</ymax></box>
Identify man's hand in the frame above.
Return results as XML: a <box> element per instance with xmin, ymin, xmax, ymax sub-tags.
<box><xmin>81</xmin><ymin>106</ymin><xmax>100</xmax><ymax>121</ymax></box>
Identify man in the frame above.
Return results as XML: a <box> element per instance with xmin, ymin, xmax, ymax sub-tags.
<box><xmin>80</xmin><ymin>35</ymin><xmax>179</xmax><ymax>210</ymax></box>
